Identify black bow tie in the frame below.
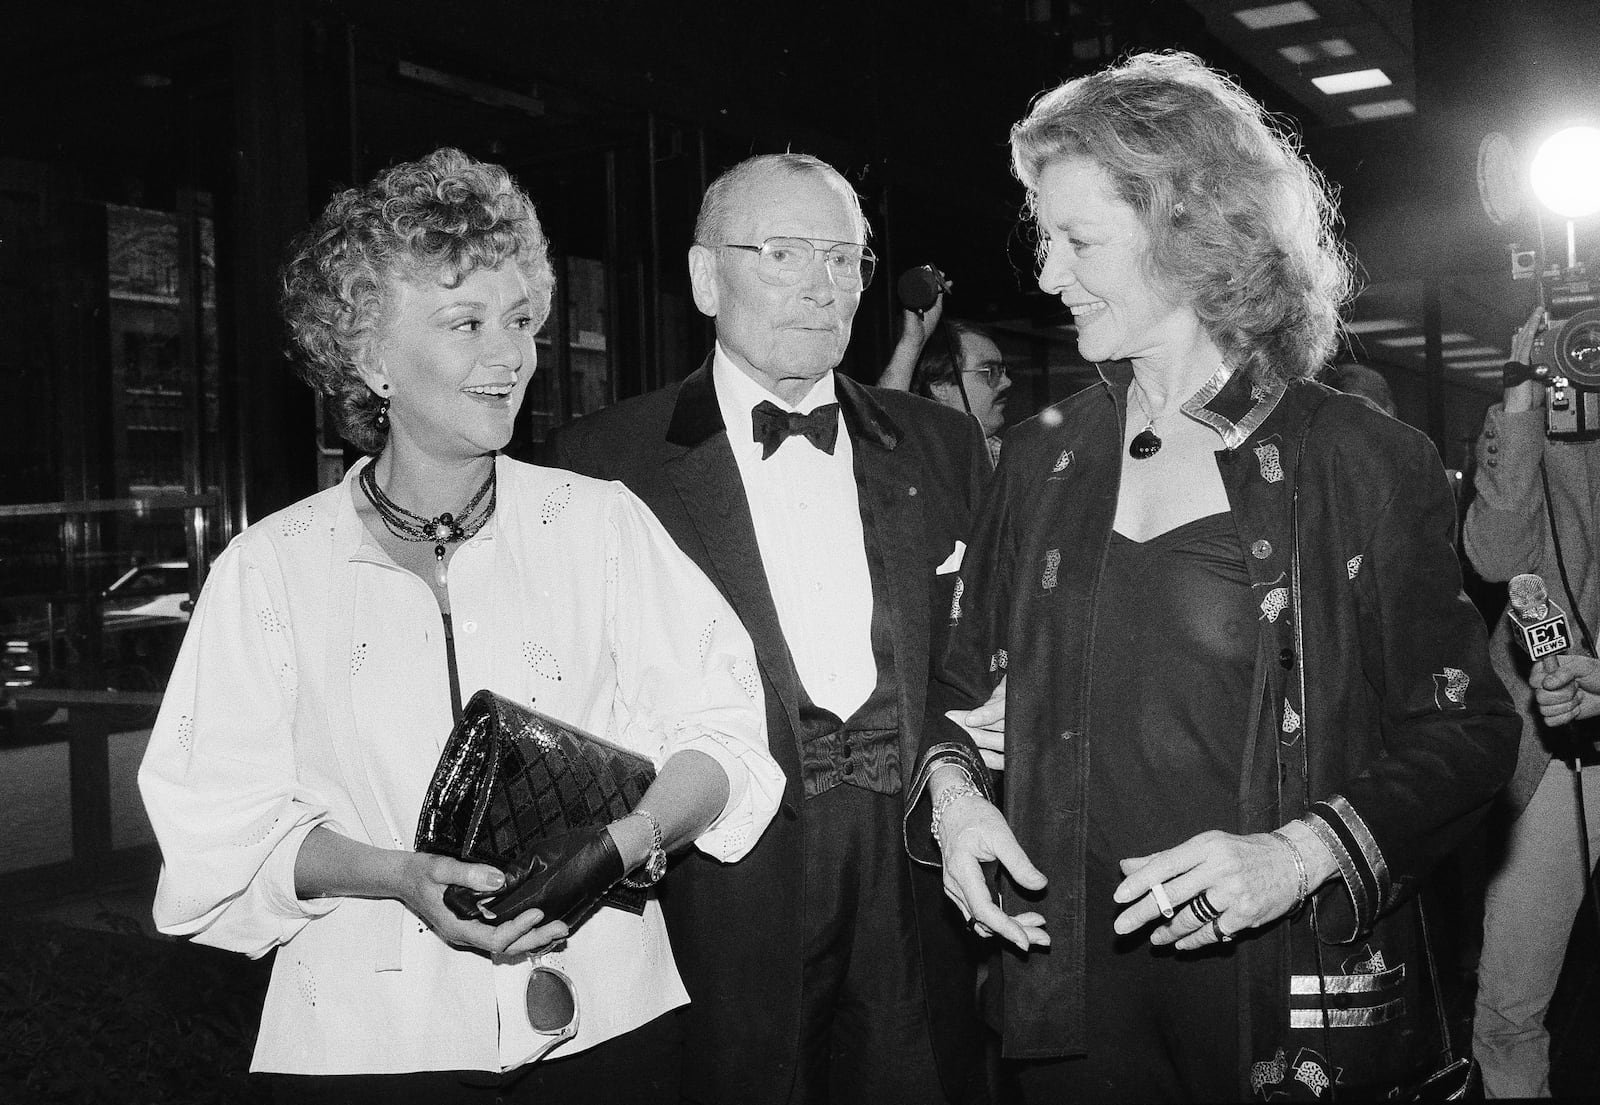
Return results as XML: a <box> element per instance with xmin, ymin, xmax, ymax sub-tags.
<box><xmin>751</xmin><ymin>400</ymin><xmax>840</xmax><ymax>460</ymax></box>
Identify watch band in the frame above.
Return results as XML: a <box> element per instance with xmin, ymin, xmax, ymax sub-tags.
<box><xmin>619</xmin><ymin>808</ymin><xmax>667</xmax><ymax>889</ymax></box>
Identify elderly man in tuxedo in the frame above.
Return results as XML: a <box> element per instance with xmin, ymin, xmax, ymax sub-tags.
<box><xmin>547</xmin><ymin>153</ymin><xmax>1020</xmax><ymax>1105</ymax></box>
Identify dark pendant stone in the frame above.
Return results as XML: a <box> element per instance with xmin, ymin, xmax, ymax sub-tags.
<box><xmin>1129</xmin><ymin>427</ymin><xmax>1163</xmax><ymax>459</ymax></box>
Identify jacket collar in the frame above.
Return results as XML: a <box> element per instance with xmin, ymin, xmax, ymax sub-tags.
<box><xmin>666</xmin><ymin>353</ymin><xmax>903</xmax><ymax>452</ymax></box>
<box><xmin>1098</xmin><ymin>359</ymin><xmax>1286</xmax><ymax>451</ymax></box>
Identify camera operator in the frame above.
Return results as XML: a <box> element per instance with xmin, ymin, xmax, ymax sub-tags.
<box><xmin>1464</xmin><ymin>306</ymin><xmax>1600</xmax><ymax>1099</ymax></box>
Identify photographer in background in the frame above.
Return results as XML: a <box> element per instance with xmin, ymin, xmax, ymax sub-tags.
<box><xmin>878</xmin><ymin>268</ymin><xmax>1011</xmax><ymax>465</ymax></box>
<box><xmin>1464</xmin><ymin>305</ymin><xmax>1600</xmax><ymax>1099</ymax></box>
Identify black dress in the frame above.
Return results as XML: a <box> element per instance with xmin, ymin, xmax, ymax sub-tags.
<box><xmin>1010</xmin><ymin>512</ymin><xmax>1257</xmax><ymax>1104</ymax></box>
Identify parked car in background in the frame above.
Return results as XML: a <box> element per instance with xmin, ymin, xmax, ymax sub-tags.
<box><xmin>1</xmin><ymin>561</ymin><xmax>192</xmax><ymax>736</ymax></box>
<box><xmin>98</xmin><ymin>561</ymin><xmax>193</xmax><ymax>693</ymax></box>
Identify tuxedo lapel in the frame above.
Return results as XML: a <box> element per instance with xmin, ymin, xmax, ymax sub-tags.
<box><xmin>663</xmin><ymin>363</ymin><xmax>806</xmax><ymax>760</ymax></box>
<box><xmin>838</xmin><ymin>377</ymin><xmax>932</xmax><ymax>778</ymax></box>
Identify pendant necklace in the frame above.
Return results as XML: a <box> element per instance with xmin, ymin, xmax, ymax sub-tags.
<box><xmin>1128</xmin><ymin>380</ymin><xmax>1166</xmax><ymax>459</ymax></box>
<box><xmin>358</xmin><ymin>460</ymin><xmax>497</xmax><ymax>588</ymax></box>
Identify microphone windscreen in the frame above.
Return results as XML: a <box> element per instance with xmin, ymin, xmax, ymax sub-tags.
<box><xmin>896</xmin><ymin>265</ymin><xmax>943</xmax><ymax>312</ymax></box>
<box><xmin>1509</xmin><ymin>573</ymin><xmax>1550</xmax><ymax>622</ymax></box>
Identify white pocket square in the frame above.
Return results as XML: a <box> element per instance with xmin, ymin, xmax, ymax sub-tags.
<box><xmin>935</xmin><ymin>540</ymin><xmax>966</xmax><ymax>575</ymax></box>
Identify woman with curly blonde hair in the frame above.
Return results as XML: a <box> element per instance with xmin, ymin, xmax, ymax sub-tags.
<box><xmin>141</xmin><ymin>148</ymin><xmax>782</xmax><ymax>1103</ymax></box>
<box><xmin>920</xmin><ymin>53</ymin><xmax>1517</xmax><ymax>1100</ymax></box>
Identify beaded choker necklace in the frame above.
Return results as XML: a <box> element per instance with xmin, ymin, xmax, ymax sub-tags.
<box><xmin>358</xmin><ymin>461</ymin><xmax>497</xmax><ymax>587</ymax></box>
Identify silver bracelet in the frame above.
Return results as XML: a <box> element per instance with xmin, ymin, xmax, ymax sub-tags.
<box><xmin>931</xmin><ymin>774</ymin><xmax>983</xmax><ymax>850</ymax></box>
<box><xmin>619</xmin><ymin>808</ymin><xmax>667</xmax><ymax>889</ymax></box>
<box><xmin>1269</xmin><ymin>828</ymin><xmax>1310</xmax><ymax>906</ymax></box>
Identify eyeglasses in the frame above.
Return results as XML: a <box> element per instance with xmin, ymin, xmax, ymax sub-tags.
<box><xmin>717</xmin><ymin>237</ymin><xmax>877</xmax><ymax>292</ymax></box>
<box><xmin>963</xmin><ymin>362</ymin><xmax>1009</xmax><ymax>387</ymax></box>
<box><xmin>525</xmin><ymin>962</ymin><xmax>579</xmax><ymax>1061</ymax></box>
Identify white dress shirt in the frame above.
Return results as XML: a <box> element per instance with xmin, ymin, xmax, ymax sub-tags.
<box><xmin>139</xmin><ymin>456</ymin><xmax>782</xmax><ymax>1074</ymax></box>
<box><xmin>713</xmin><ymin>345</ymin><xmax>876</xmax><ymax>720</ymax></box>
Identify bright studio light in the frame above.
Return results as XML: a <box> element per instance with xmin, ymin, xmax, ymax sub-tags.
<box><xmin>1530</xmin><ymin>125</ymin><xmax>1600</xmax><ymax>218</ymax></box>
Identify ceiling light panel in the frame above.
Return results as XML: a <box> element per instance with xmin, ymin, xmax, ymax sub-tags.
<box><xmin>1235</xmin><ymin>2</ymin><xmax>1319</xmax><ymax>31</ymax></box>
<box><xmin>1313</xmin><ymin>68</ymin><xmax>1393</xmax><ymax>94</ymax></box>
<box><xmin>1349</xmin><ymin>99</ymin><xmax>1415</xmax><ymax>120</ymax></box>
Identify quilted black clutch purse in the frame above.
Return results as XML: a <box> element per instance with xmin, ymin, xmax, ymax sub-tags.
<box><xmin>415</xmin><ymin>689</ymin><xmax>656</xmax><ymax>924</ymax></box>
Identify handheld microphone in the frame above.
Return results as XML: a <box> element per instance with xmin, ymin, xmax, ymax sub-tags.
<box><xmin>1507</xmin><ymin>573</ymin><xmax>1573</xmax><ymax>663</ymax></box>
<box><xmin>896</xmin><ymin>265</ymin><xmax>948</xmax><ymax>313</ymax></box>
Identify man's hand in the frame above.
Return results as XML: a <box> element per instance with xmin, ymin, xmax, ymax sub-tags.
<box><xmin>1504</xmin><ymin>307</ymin><xmax>1547</xmax><ymax>413</ymax></box>
<box><xmin>877</xmin><ymin>276</ymin><xmax>950</xmax><ymax>390</ymax></box>
<box><xmin>945</xmin><ymin>674</ymin><xmax>1006</xmax><ymax>771</ymax></box>
<box><xmin>1533</xmin><ymin>653</ymin><xmax>1600</xmax><ymax>726</ymax></box>
<box><xmin>935</xmin><ymin>790</ymin><xmax>1048</xmax><ymax>951</ymax></box>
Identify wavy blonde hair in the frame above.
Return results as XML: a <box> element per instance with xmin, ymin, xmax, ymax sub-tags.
<box><xmin>1011</xmin><ymin>51</ymin><xmax>1352</xmax><ymax>382</ymax></box>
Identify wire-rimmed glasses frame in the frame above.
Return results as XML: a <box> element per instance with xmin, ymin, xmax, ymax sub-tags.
<box><xmin>716</xmin><ymin>237</ymin><xmax>878</xmax><ymax>292</ymax></box>
<box><xmin>962</xmin><ymin>362</ymin><xmax>1010</xmax><ymax>388</ymax></box>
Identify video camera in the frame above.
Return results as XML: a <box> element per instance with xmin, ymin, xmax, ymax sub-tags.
<box><xmin>1512</xmin><ymin>252</ymin><xmax>1600</xmax><ymax>438</ymax></box>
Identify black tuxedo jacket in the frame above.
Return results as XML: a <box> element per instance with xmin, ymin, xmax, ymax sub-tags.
<box><xmin>545</xmin><ymin>359</ymin><xmax>990</xmax><ymax>1104</ymax></box>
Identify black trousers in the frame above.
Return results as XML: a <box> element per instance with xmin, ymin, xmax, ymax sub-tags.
<box><xmin>266</xmin><ymin>1007</ymin><xmax>682</xmax><ymax>1105</ymax></box>
<box><xmin>792</xmin><ymin>783</ymin><xmax>948</xmax><ymax>1105</ymax></box>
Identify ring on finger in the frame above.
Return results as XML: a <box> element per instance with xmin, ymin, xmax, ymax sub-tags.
<box><xmin>1211</xmin><ymin>916</ymin><xmax>1235</xmax><ymax>943</ymax></box>
<box><xmin>1189</xmin><ymin>890</ymin><xmax>1221</xmax><ymax>925</ymax></box>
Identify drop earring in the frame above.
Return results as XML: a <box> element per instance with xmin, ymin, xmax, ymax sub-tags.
<box><xmin>377</xmin><ymin>396</ymin><xmax>390</xmax><ymax>428</ymax></box>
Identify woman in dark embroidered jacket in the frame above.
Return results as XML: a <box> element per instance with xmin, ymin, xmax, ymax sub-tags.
<box><xmin>914</xmin><ymin>51</ymin><xmax>1519</xmax><ymax>1101</ymax></box>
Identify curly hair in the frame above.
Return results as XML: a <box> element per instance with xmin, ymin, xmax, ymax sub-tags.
<box><xmin>1010</xmin><ymin>51</ymin><xmax>1353</xmax><ymax>383</ymax></box>
<box><xmin>280</xmin><ymin>147</ymin><xmax>554</xmax><ymax>453</ymax></box>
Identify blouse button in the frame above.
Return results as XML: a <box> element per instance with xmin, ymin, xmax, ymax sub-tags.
<box><xmin>1278</xmin><ymin>648</ymin><xmax>1295</xmax><ymax>669</ymax></box>
<box><xmin>1250</xmin><ymin>539</ymin><xmax>1273</xmax><ymax>560</ymax></box>
<box><xmin>463</xmin><ymin>621</ymin><xmax>479</xmax><ymax>635</ymax></box>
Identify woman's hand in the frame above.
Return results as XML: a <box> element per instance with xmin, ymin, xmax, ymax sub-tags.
<box><xmin>397</xmin><ymin>852</ymin><xmax>570</xmax><ymax>959</ymax></box>
<box><xmin>1112</xmin><ymin>826</ymin><xmax>1332</xmax><ymax>951</ymax></box>
<box><xmin>936</xmin><ymin>791</ymin><xmax>1049</xmax><ymax>951</ymax></box>
<box><xmin>946</xmin><ymin>675</ymin><xmax>1006</xmax><ymax>772</ymax></box>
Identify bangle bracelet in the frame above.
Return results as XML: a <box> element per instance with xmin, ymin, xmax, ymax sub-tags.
<box><xmin>931</xmin><ymin>777</ymin><xmax>982</xmax><ymax>850</ymax></box>
<box><xmin>1269</xmin><ymin>829</ymin><xmax>1310</xmax><ymax>906</ymax></box>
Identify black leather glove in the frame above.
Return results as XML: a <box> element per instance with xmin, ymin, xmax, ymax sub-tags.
<box><xmin>443</xmin><ymin>824</ymin><xmax>625</xmax><ymax>929</ymax></box>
